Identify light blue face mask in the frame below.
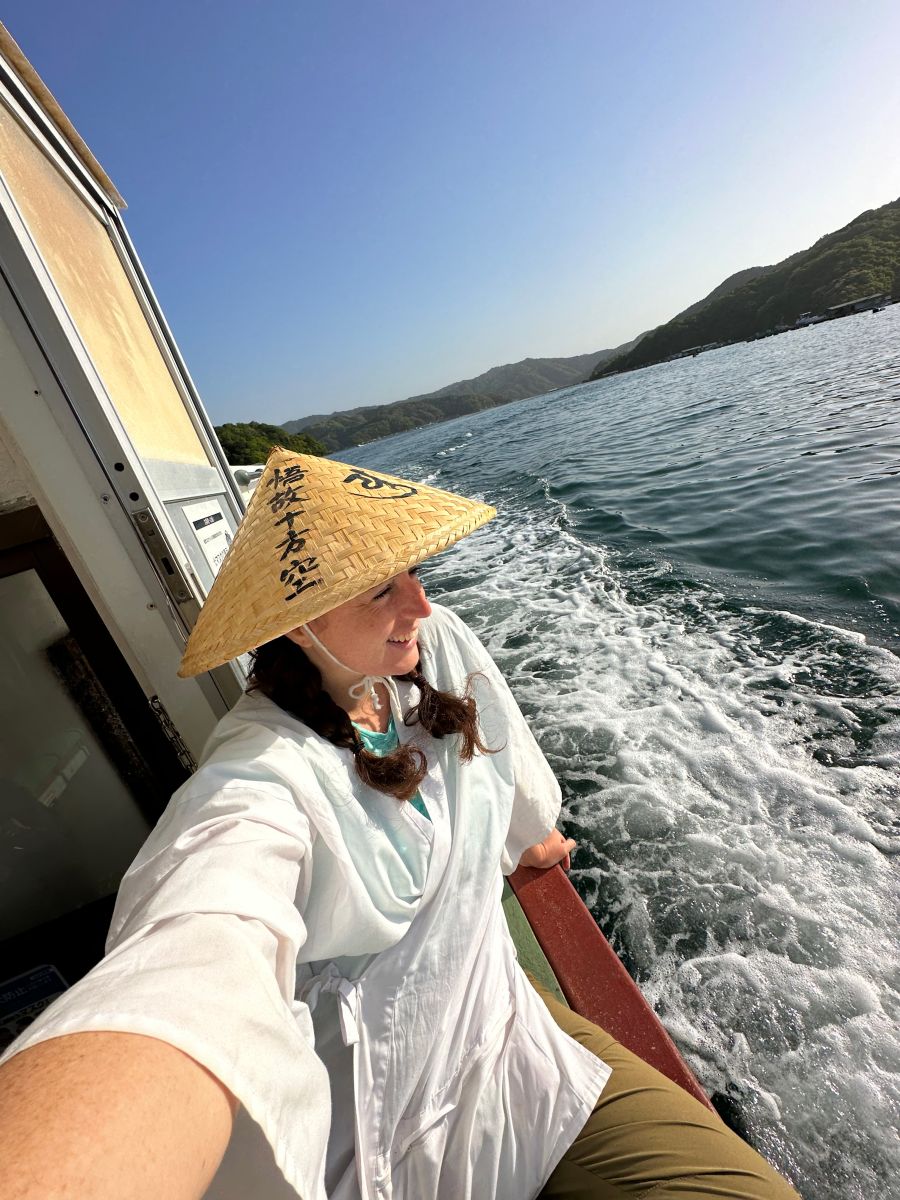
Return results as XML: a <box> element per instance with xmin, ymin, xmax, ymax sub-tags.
<box><xmin>301</xmin><ymin>622</ymin><xmax>401</xmax><ymax>714</ymax></box>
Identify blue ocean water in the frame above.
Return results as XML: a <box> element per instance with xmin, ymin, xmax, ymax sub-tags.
<box><xmin>347</xmin><ymin>305</ymin><xmax>900</xmax><ymax>1199</ymax></box>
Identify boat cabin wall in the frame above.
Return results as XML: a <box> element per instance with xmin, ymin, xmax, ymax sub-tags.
<box><xmin>0</xmin><ymin>24</ymin><xmax>261</xmax><ymax>1031</ymax></box>
<box><xmin>0</xmin><ymin>317</ymin><xmax>223</xmax><ymax>760</ymax></box>
<box><xmin>0</xmin><ymin>51</ymin><xmax>245</xmax><ymax>755</ymax></box>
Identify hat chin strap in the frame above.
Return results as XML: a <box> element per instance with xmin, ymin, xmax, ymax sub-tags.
<box><xmin>302</xmin><ymin>623</ymin><xmax>397</xmax><ymax>714</ymax></box>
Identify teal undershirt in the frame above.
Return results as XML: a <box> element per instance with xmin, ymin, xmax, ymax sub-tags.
<box><xmin>352</xmin><ymin>715</ymin><xmax>431</xmax><ymax>822</ymax></box>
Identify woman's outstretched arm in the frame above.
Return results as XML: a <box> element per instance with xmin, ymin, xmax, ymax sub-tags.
<box><xmin>0</xmin><ymin>1030</ymin><xmax>236</xmax><ymax>1200</ymax></box>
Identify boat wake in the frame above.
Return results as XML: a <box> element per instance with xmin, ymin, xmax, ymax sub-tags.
<box><xmin>421</xmin><ymin>488</ymin><xmax>900</xmax><ymax>1200</ymax></box>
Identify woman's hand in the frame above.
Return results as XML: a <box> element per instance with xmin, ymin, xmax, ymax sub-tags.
<box><xmin>519</xmin><ymin>829</ymin><xmax>576</xmax><ymax>871</ymax></box>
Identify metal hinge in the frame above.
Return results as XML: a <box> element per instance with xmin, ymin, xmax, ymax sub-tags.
<box><xmin>149</xmin><ymin>695</ymin><xmax>197</xmax><ymax>774</ymax></box>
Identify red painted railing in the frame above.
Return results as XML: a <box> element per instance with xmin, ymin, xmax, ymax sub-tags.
<box><xmin>509</xmin><ymin>863</ymin><xmax>714</xmax><ymax>1111</ymax></box>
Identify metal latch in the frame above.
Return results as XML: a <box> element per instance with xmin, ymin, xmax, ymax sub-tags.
<box><xmin>132</xmin><ymin>507</ymin><xmax>201</xmax><ymax>630</ymax></box>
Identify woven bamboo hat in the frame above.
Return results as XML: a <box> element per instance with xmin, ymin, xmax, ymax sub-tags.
<box><xmin>178</xmin><ymin>448</ymin><xmax>496</xmax><ymax>677</ymax></box>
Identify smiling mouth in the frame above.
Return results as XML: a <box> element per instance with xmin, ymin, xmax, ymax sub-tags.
<box><xmin>387</xmin><ymin>633</ymin><xmax>417</xmax><ymax>645</ymax></box>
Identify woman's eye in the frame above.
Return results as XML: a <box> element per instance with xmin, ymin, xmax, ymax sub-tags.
<box><xmin>373</xmin><ymin>568</ymin><xmax>420</xmax><ymax>601</ymax></box>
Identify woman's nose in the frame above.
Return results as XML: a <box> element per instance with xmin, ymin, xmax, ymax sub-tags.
<box><xmin>403</xmin><ymin>572</ymin><xmax>432</xmax><ymax>617</ymax></box>
<box><xmin>416</xmin><ymin>588</ymin><xmax>433</xmax><ymax>618</ymax></box>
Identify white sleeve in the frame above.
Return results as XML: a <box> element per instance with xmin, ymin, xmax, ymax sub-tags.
<box><xmin>491</xmin><ymin>667</ymin><xmax>563</xmax><ymax>874</ymax></box>
<box><xmin>0</xmin><ymin>778</ymin><xmax>331</xmax><ymax>1200</ymax></box>
<box><xmin>429</xmin><ymin>605</ymin><xmax>563</xmax><ymax>874</ymax></box>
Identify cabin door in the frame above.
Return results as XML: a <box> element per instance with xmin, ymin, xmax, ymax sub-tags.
<box><xmin>0</xmin><ymin>507</ymin><xmax>190</xmax><ymax>1052</ymax></box>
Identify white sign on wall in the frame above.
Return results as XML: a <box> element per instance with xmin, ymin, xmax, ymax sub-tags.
<box><xmin>183</xmin><ymin>498</ymin><xmax>232</xmax><ymax>577</ymax></box>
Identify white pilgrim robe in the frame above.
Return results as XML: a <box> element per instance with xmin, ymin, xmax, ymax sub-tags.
<box><xmin>0</xmin><ymin>604</ymin><xmax>610</xmax><ymax>1199</ymax></box>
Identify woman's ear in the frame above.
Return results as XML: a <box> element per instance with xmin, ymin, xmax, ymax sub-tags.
<box><xmin>285</xmin><ymin>626</ymin><xmax>312</xmax><ymax>650</ymax></box>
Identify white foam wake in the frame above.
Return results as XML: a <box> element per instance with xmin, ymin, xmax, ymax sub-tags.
<box><xmin>422</xmin><ymin>498</ymin><xmax>900</xmax><ymax>1200</ymax></box>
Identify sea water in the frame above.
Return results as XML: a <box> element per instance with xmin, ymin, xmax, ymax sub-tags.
<box><xmin>347</xmin><ymin>305</ymin><xmax>900</xmax><ymax>1199</ymax></box>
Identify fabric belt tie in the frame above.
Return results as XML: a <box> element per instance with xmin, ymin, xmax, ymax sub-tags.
<box><xmin>301</xmin><ymin>963</ymin><xmax>361</xmax><ymax>1047</ymax></box>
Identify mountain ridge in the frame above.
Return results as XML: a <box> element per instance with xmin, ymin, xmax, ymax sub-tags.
<box><xmin>280</xmin><ymin>344</ymin><xmax>639</xmax><ymax>451</ymax></box>
<box><xmin>590</xmin><ymin>198</ymin><xmax>900</xmax><ymax>379</ymax></box>
<box><xmin>279</xmin><ymin>266</ymin><xmax>780</xmax><ymax>452</ymax></box>
<box><xmin>217</xmin><ymin>197</ymin><xmax>900</xmax><ymax>456</ymax></box>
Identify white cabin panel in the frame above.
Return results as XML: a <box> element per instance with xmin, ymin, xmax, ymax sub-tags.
<box><xmin>0</xmin><ymin>102</ymin><xmax>211</xmax><ymax>473</ymax></box>
<box><xmin>0</xmin><ymin>309</ymin><xmax>223</xmax><ymax>758</ymax></box>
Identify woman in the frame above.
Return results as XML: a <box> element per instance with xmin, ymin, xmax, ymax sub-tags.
<box><xmin>0</xmin><ymin>451</ymin><xmax>799</xmax><ymax>1200</ymax></box>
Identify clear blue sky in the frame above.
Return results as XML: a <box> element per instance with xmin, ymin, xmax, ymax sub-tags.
<box><xmin>5</xmin><ymin>1</ymin><xmax>900</xmax><ymax>423</ymax></box>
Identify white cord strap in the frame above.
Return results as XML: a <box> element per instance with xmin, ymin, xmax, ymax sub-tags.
<box><xmin>302</xmin><ymin>623</ymin><xmax>401</xmax><ymax>714</ymax></box>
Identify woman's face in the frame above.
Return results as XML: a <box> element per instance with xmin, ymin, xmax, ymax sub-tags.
<box><xmin>288</xmin><ymin>567</ymin><xmax>433</xmax><ymax>682</ymax></box>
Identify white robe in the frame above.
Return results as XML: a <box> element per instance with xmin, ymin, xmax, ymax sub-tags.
<box><xmin>0</xmin><ymin>604</ymin><xmax>609</xmax><ymax>1199</ymax></box>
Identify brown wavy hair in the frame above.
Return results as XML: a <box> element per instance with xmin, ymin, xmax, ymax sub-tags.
<box><xmin>247</xmin><ymin>636</ymin><xmax>492</xmax><ymax>801</ymax></box>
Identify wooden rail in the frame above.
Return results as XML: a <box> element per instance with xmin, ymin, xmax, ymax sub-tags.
<box><xmin>509</xmin><ymin>863</ymin><xmax>714</xmax><ymax>1111</ymax></box>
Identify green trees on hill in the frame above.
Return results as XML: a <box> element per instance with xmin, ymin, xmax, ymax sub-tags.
<box><xmin>284</xmin><ymin>393</ymin><xmax>519</xmax><ymax>453</ymax></box>
<box><xmin>214</xmin><ymin>421</ymin><xmax>326</xmax><ymax>465</ymax></box>
<box><xmin>279</xmin><ymin>351</ymin><xmax>623</xmax><ymax>452</ymax></box>
<box><xmin>216</xmin><ymin>199</ymin><xmax>900</xmax><ymax>450</ymax></box>
<box><xmin>591</xmin><ymin>197</ymin><xmax>900</xmax><ymax>379</ymax></box>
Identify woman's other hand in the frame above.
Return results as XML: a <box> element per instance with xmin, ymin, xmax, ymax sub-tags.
<box><xmin>519</xmin><ymin>829</ymin><xmax>576</xmax><ymax>871</ymax></box>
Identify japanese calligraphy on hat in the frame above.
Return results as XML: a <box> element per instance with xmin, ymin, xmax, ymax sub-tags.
<box><xmin>178</xmin><ymin>447</ymin><xmax>496</xmax><ymax>677</ymax></box>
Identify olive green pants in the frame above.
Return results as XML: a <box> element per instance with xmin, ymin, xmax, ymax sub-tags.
<box><xmin>531</xmin><ymin>978</ymin><xmax>801</xmax><ymax>1199</ymax></box>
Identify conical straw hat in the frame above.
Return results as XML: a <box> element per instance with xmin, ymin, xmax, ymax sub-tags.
<box><xmin>179</xmin><ymin>448</ymin><xmax>496</xmax><ymax>677</ymax></box>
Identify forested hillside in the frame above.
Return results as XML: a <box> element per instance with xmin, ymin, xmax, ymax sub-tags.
<box><xmin>591</xmin><ymin>198</ymin><xmax>900</xmax><ymax>378</ymax></box>
<box><xmin>218</xmin><ymin>199</ymin><xmax>900</xmax><ymax>456</ymax></box>
<box><xmin>281</xmin><ymin>346</ymin><xmax>638</xmax><ymax>452</ymax></box>
<box><xmin>675</xmin><ymin>265</ymin><xmax>771</xmax><ymax>320</ymax></box>
<box><xmin>214</xmin><ymin>421</ymin><xmax>326</xmax><ymax>465</ymax></box>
